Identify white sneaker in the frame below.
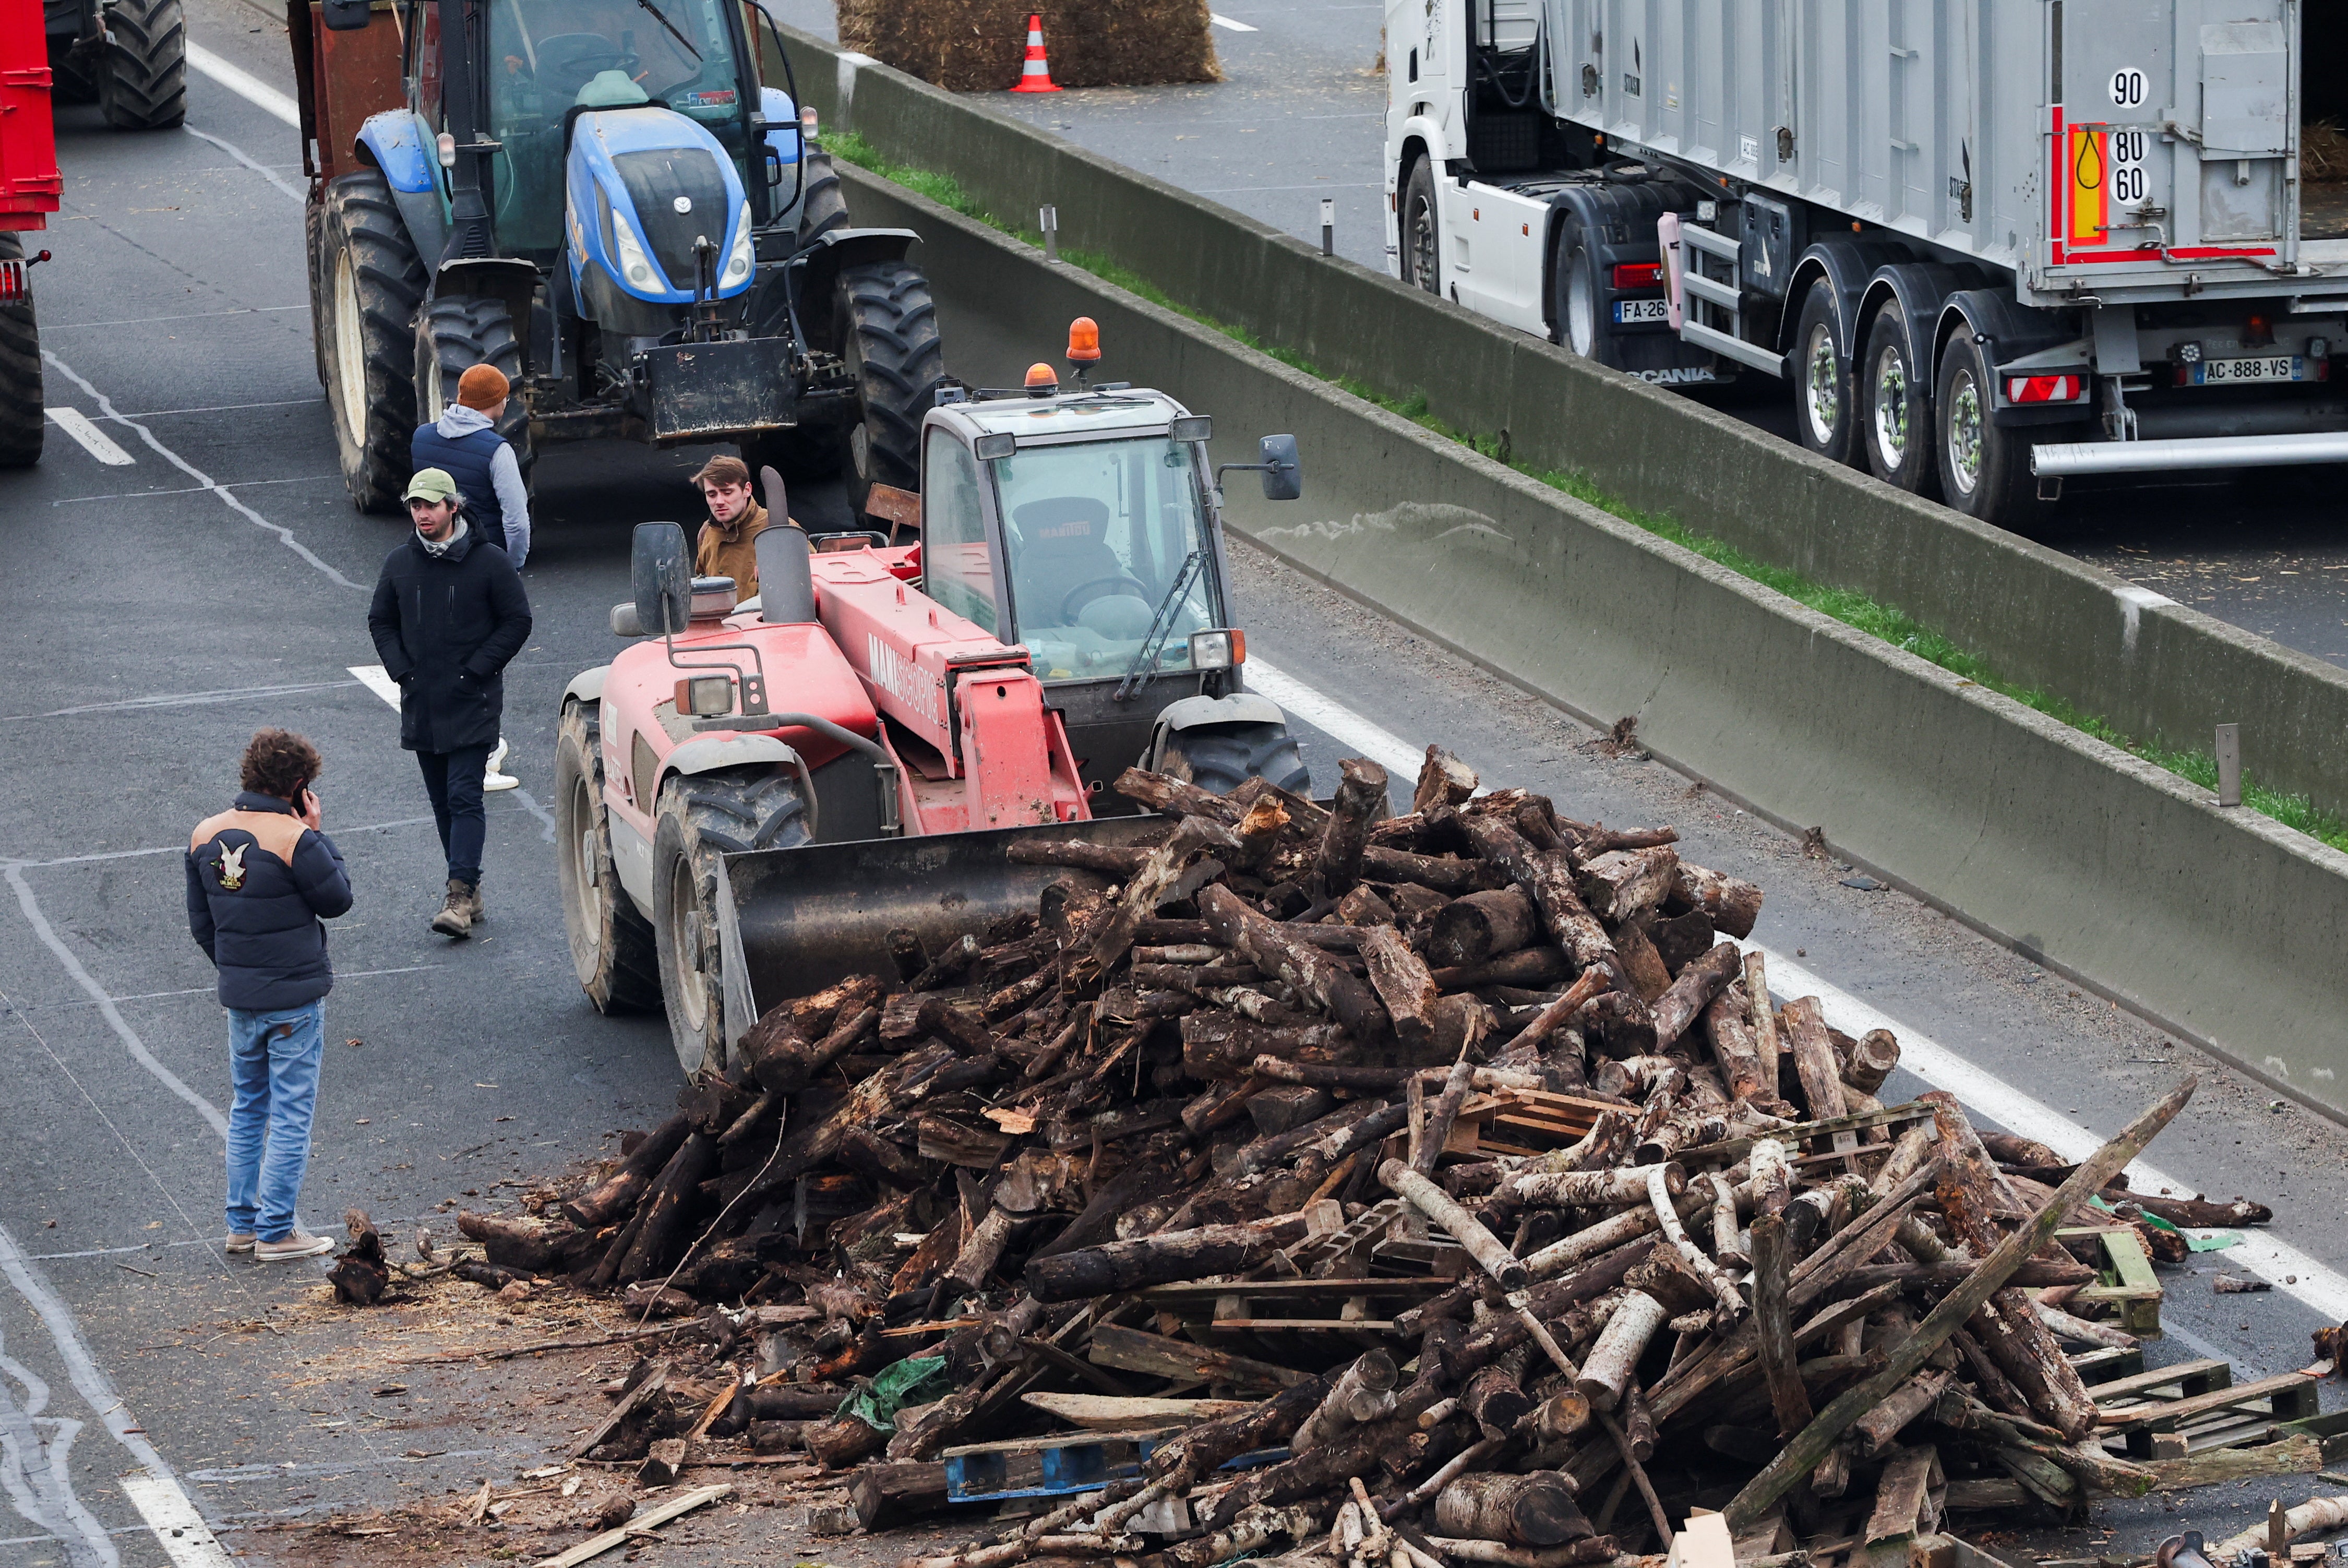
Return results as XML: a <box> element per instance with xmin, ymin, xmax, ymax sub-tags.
<box><xmin>255</xmin><ymin>1230</ymin><xmax>334</xmax><ymax>1262</ymax></box>
<box><xmin>484</xmin><ymin>735</ymin><xmax>519</xmax><ymax>793</ymax></box>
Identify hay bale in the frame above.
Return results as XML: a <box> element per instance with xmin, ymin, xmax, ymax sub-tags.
<box><xmin>2304</xmin><ymin>119</ymin><xmax>2348</xmax><ymax>183</ymax></box>
<box><xmin>838</xmin><ymin>0</ymin><xmax>1220</xmax><ymax>93</ymax></box>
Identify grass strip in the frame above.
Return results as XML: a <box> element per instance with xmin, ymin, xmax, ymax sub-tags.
<box><xmin>821</xmin><ymin>133</ymin><xmax>2348</xmax><ymax>854</ymax></box>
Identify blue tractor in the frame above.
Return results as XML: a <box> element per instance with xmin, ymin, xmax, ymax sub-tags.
<box><xmin>295</xmin><ymin>0</ymin><xmax>941</xmax><ymax>517</ymax></box>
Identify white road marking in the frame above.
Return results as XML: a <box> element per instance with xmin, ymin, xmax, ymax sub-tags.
<box><xmin>181</xmin><ymin>125</ymin><xmax>304</xmax><ymax>203</ymax></box>
<box><xmin>1211</xmin><ymin>12</ymin><xmax>1260</xmax><ymax>28</ymax></box>
<box><xmin>183</xmin><ymin>43</ymin><xmax>300</xmax><ymax>127</ymax></box>
<box><xmin>1245</xmin><ymin>654</ymin><xmax>2348</xmax><ymax>1322</ymax></box>
<box><xmin>348</xmin><ymin>664</ymin><xmax>401</xmax><ymax>708</ymax></box>
<box><xmin>39</xmin><ymin>353</ymin><xmax>362</xmax><ymax>592</ymax></box>
<box><xmin>0</xmin><ymin>1224</ymin><xmax>232</xmax><ymax>1567</ymax></box>
<box><xmin>43</xmin><ymin>408</ymin><xmax>134</xmax><ymax>466</ymax></box>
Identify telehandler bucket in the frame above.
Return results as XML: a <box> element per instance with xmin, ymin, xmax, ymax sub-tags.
<box><xmin>714</xmin><ymin>815</ymin><xmax>1166</xmax><ymax>1049</ymax></box>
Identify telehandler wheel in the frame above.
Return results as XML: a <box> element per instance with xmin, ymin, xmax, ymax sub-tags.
<box><xmin>415</xmin><ymin>295</ymin><xmax>535</xmax><ymax>484</ymax></box>
<box><xmin>97</xmin><ymin>0</ymin><xmax>186</xmax><ymax>130</ymax></box>
<box><xmin>651</xmin><ymin>768</ymin><xmax>812</xmax><ymax>1076</ymax></box>
<box><xmin>1158</xmin><ymin>722</ymin><xmax>1311</xmax><ymax>797</ymax></box>
<box><xmin>554</xmin><ymin>701</ymin><xmax>661</xmax><ymax>1015</ymax></box>
<box><xmin>833</xmin><ymin>259</ymin><xmax>945</xmax><ymax>518</ymax></box>
<box><xmin>320</xmin><ymin>169</ymin><xmax>425</xmax><ymax>513</ymax></box>
<box><xmin>0</xmin><ymin>235</ymin><xmax>44</xmax><ymax>469</ymax></box>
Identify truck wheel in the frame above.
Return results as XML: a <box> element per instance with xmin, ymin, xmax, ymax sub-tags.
<box><xmin>1159</xmin><ymin>722</ymin><xmax>1311</xmax><ymax>796</ymax></box>
<box><xmin>320</xmin><ymin>170</ymin><xmax>425</xmax><ymax>513</ymax></box>
<box><xmin>652</xmin><ymin>768</ymin><xmax>812</xmax><ymax>1075</ymax></box>
<box><xmin>1789</xmin><ymin>279</ymin><xmax>1860</xmax><ymax>466</ymax></box>
<box><xmin>555</xmin><ymin>701</ymin><xmax>662</xmax><ymax>1014</ymax></box>
<box><xmin>415</xmin><ymin>295</ymin><xmax>535</xmax><ymax>485</ymax></box>
<box><xmin>0</xmin><ymin>235</ymin><xmax>43</xmax><ymax>469</ymax></box>
<box><xmin>1551</xmin><ymin>216</ymin><xmax>1612</xmax><ymax>363</ymax></box>
<box><xmin>833</xmin><ymin>260</ymin><xmax>944</xmax><ymax>517</ymax></box>
<box><xmin>1858</xmin><ymin>302</ymin><xmax>1938</xmax><ymax>496</ymax></box>
<box><xmin>1400</xmin><ymin>159</ymin><xmax>1440</xmax><ymax>294</ymax></box>
<box><xmin>1936</xmin><ymin>325</ymin><xmax>2048</xmax><ymax>530</ymax></box>
<box><xmin>97</xmin><ymin>0</ymin><xmax>187</xmax><ymax>130</ymax></box>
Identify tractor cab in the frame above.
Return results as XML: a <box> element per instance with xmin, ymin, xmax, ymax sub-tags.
<box><xmin>910</xmin><ymin>338</ymin><xmax>1308</xmax><ymax>800</ymax></box>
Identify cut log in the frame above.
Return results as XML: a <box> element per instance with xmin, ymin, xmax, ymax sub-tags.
<box><xmin>1575</xmin><ymin>847</ymin><xmax>1681</xmax><ymax>924</ymax></box>
<box><xmin>1459</xmin><ymin>816</ymin><xmax>1622</xmax><ymax>983</ymax></box>
<box><xmin>1674</xmin><ymin>863</ymin><xmax>1764</xmax><ymax>938</ymax></box>
<box><xmin>1248</xmin><ymin>1084</ymin><xmax>1336</xmax><ymax>1135</ymax></box>
<box><xmin>1089</xmin><ymin>1324</ymin><xmax>1307</xmax><ymax>1390</ymax></box>
<box><xmin>1026</xmin><ymin>1213</ymin><xmax>1311</xmax><ymax>1301</ymax></box>
<box><xmin>1117</xmin><ymin>767</ymin><xmax>1245</xmax><ymax>823</ymax></box>
<box><xmin>327</xmin><ymin>1210</ymin><xmax>390</xmax><ymax>1306</ymax></box>
<box><xmin>1842</xmin><ymin>1029</ymin><xmax>1900</xmax><ymax>1095</ymax></box>
<box><xmin>1504</xmin><ymin>1163</ymin><xmax>1683</xmax><ymax>1208</ymax></box>
<box><xmin>1364</xmin><ymin>846</ymin><xmax>1512</xmax><ymax>895</ymax></box>
<box><xmin>563</xmin><ymin>1113</ymin><xmax>691</xmax><ymax>1228</ymax></box>
<box><xmin>1649</xmin><ymin>941</ymin><xmax>1744</xmax><ymax>1050</ymax></box>
<box><xmin>1088</xmin><ymin>816</ymin><xmax>1245</xmax><ymax>978</ymax></box>
<box><xmin>1316</xmin><ymin>758</ymin><xmax>1391</xmax><ymax>895</ymax></box>
<box><xmin>1575</xmin><ymin>1291</ymin><xmax>1668</xmax><ymax>1411</ymax></box>
<box><xmin>613</xmin><ymin>1132</ymin><xmax>716</xmax><ymax>1283</ymax></box>
<box><xmin>1750</xmin><ymin>1212</ymin><xmax>1810</xmax><ymax>1438</ymax></box>
<box><xmin>1199</xmin><ymin>884</ymin><xmax>1389</xmax><ymax>1039</ymax></box>
<box><xmin>1427</xmin><ymin>889</ymin><xmax>1539</xmax><ymax>968</ymax></box>
<box><xmin>1380</xmin><ymin>1160</ymin><xmax>1527</xmax><ymax>1289</ymax></box>
<box><xmin>1855</xmin><ymin>1371</ymin><xmax>1950</xmax><ymax>1457</ymax></box>
<box><xmin>1413</xmin><ymin>1049</ymin><xmax>1479</xmax><ymax>1177</ymax></box>
<box><xmin>1414</xmin><ymin>745</ymin><xmax>1479</xmax><ymax>814</ymax></box>
<box><xmin>1435</xmin><ymin>1472</ymin><xmax>1590</xmax><ymax>1547</ymax></box>
<box><xmin>1463</xmin><ymin>1354</ymin><xmax>1536</xmax><ymax>1439</ymax></box>
<box><xmin>1780</xmin><ymin>997</ymin><xmax>1848</xmax><ymax>1122</ymax></box>
<box><xmin>1744</xmin><ymin>952</ymin><xmax>1780</xmax><ymax>1097</ymax></box>
<box><xmin>1360</xmin><ymin>925</ymin><xmax>1441</xmax><ymax>1047</ymax></box>
<box><xmin>805</xmin><ymin>1414</ymin><xmax>888</xmax><ymax>1469</ymax></box>
<box><xmin>1613</xmin><ymin>921</ymin><xmax>1673</xmax><ymax>1002</ymax></box>
<box><xmin>1007</xmin><ymin>839</ymin><xmax>1149</xmax><ymax>876</ymax></box>
<box><xmin>1291</xmin><ymin>1349</ymin><xmax>1399</xmax><ymax>1449</ymax></box>
<box><xmin>852</xmin><ymin>1462</ymin><xmax>953</xmax><ymax>1530</ymax></box>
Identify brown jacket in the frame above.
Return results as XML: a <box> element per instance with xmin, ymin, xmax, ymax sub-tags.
<box><xmin>695</xmin><ymin>502</ymin><xmax>770</xmax><ymax>596</ymax></box>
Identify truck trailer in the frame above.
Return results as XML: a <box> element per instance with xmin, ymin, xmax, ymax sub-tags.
<box><xmin>1382</xmin><ymin>0</ymin><xmax>2347</xmax><ymax>524</ymax></box>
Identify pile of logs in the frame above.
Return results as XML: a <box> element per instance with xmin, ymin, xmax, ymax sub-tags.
<box><xmin>448</xmin><ymin>751</ymin><xmax>2270</xmax><ymax>1563</ymax></box>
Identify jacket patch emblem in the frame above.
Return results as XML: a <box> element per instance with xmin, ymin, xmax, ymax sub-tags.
<box><xmin>217</xmin><ymin>843</ymin><xmax>248</xmax><ymax>891</ymax></box>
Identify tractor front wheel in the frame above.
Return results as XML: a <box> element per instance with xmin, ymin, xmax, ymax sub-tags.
<box><xmin>833</xmin><ymin>260</ymin><xmax>945</xmax><ymax>519</ymax></box>
<box><xmin>651</xmin><ymin>768</ymin><xmax>812</xmax><ymax>1075</ymax></box>
<box><xmin>415</xmin><ymin>295</ymin><xmax>534</xmax><ymax>484</ymax></box>
<box><xmin>1157</xmin><ymin>721</ymin><xmax>1311</xmax><ymax>796</ymax></box>
<box><xmin>555</xmin><ymin>701</ymin><xmax>662</xmax><ymax>1015</ymax></box>
<box><xmin>320</xmin><ymin>170</ymin><xmax>425</xmax><ymax>513</ymax></box>
<box><xmin>0</xmin><ymin>234</ymin><xmax>44</xmax><ymax>469</ymax></box>
<box><xmin>98</xmin><ymin>0</ymin><xmax>187</xmax><ymax>130</ymax></box>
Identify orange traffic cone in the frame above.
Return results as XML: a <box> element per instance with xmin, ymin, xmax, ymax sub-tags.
<box><xmin>1010</xmin><ymin>13</ymin><xmax>1061</xmax><ymax>92</ymax></box>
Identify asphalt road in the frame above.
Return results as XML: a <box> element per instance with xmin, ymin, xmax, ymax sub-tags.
<box><xmin>766</xmin><ymin>0</ymin><xmax>2348</xmax><ymax>677</ymax></box>
<box><xmin>0</xmin><ymin>3</ymin><xmax>2342</xmax><ymax>1562</ymax></box>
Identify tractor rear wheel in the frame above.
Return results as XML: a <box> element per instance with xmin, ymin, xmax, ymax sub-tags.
<box><xmin>833</xmin><ymin>260</ymin><xmax>944</xmax><ymax>518</ymax></box>
<box><xmin>414</xmin><ymin>295</ymin><xmax>534</xmax><ymax>484</ymax></box>
<box><xmin>50</xmin><ymin>38</ymin><xmax>100</xmax><ymax>105</ymax></box>
<box><xmin>98</xmin><ymin>0</ymin><xmax>186</xmax><ymax>130</ymax></box>
<box><xmin>555</xmin><ymin>700</ymin><xmax>662</xmax><ymax>1015</ymax></box>
<box><xmin>320</xmin><ymin>170</ymin><xmax>425</xmax><ymax>513</ymax></box>
<box><xmin>651</xmin><ymin>768</ymin><xmax>812</xmax><ymax>1075</ymax></box>
<box><xmin>1158</xmin><ymin>721</ymin><xmax>1311</xmax><ymax>796</ymax></box>
<box><xmin>0</xmin><ymin>235</ymin><xmax>44</xmax><ymax>469</ymax></box>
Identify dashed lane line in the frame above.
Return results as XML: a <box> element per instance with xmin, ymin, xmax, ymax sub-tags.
<box><xmin>183</xmin><ymin>43</ymin><xmax>300</xmax><ymax>127</ymax></box>
<box><xmin>1243</xmin><ymin>654</ymin><xmax>2348</xmax><ymax>1322</ymax></box>
<box><xmin>1210</xmin><ymin>13</ymin><xmax>1260</xmax><ymax>29</ymax></box>
<box><xmin>180</xmin><ymin>126</ymin><xmax>303</xmax><ymax>202</ymax></box>
<box><xmin>43</xmin><ymin>408</ymin><xmax>134</xmax><ymax>466</ymax></box>
<box><xmin>38</xmin><ymin>353</ymin><xmax>363</xmax><ymax>592</ymax></box>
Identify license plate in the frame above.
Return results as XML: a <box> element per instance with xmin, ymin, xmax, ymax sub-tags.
<box><xmin>1614</xmin><ymin>297</ymin><xmax>1671</xmax><ymax>324</ymax></box>
<box><xmin>2190</xmin><ymin>355</ymin><xmax>2307</xmax><ymax>385</ymax></box>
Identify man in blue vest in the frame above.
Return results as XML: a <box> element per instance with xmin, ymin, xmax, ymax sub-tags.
<box><xmin>413</xmin><ymin>362</ymin><xmax>531</xmax><ymax>790</ymax></box>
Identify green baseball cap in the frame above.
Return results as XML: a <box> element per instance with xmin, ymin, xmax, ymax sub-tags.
<box><xmin>403</xmin><ymin>467</ymin><xmax>460</xmax><ymax>503</ymax></box>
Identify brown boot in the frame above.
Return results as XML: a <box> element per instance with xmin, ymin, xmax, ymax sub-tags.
<box><xmin>465</xmin><ymin>878</ymin><xmax>486</xmax><ymax>925</ymax></box>
<box><xmin>430</xmin><ymin>878</ymin><xmax>476</xmax><ymax>938</ymax></box>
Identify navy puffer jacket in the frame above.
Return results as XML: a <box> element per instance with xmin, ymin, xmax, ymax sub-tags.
<box><xmin>185</xmin><ymin>792</ymin><xmax>354</xmax><ymax>1011</ymax></box>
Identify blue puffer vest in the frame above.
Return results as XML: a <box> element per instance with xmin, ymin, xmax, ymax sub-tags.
<box><xmin>411</xmin><ymin>418</ymin><xmax>508</xmax><ymax>553</ymax></box>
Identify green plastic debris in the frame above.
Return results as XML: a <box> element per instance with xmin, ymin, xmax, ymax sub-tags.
<box><xmin>838</xmin><ymin>1354</ymin><xmax>950</xmax><ymax>1432</ymax></box>
<box><xmin>2185</xmin><ymin>1229</ymin><xmax>2244</xmax><ymax>1252</ymax></box>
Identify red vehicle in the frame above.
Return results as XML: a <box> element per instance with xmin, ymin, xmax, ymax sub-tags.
<box><xmin>556</xmin><ymin>342</ymin><xmax>1312</xmax><ymax>1071</ymax></box>
<box><xmin>1</xmin><ymin>0</ymin><xmax>64</xmax><ymax>466</ymax></box>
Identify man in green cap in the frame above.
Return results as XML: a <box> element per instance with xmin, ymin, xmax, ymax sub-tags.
<box><xmin>365</xmin><ymin>468</ymin><xmax>533</xmax><ymax>936</ymax></box>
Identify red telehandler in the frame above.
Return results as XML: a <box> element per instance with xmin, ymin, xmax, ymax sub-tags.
<box><xmin>557</xmin><ymin>332</ymin><xmax>1317</xmax><ymax>1072</ymax></box>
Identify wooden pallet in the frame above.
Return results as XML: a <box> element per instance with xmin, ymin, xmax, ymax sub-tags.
<box><xmin>1443</xmin><ymin>1089</ymin><xmax>1614</xmax><ymax>1157</ymax></box>
<box><xmin>2056</xmin><ymin>1225</ymin><xmax>2163</xmax><ymax>1337</ymax></box>
<box><xmin>940</xmin><ymin>1427</ymin><xmax>1173</xmax><ymax>1502</ymax></box>
<box><xmin>2090</xmin><ymin>1362</ymin><xmax>2320</xmax><ymax>1458</ymax></box>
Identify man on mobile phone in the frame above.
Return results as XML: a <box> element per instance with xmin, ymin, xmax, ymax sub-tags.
<box><xmin>186</xmin><ymin>729</ymin><xmax>353</xmax><ymax>1262</ymax></box>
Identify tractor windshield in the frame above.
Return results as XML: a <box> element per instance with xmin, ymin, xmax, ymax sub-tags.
<box><xmin>989</xmin><ymin>435</ymin><xmax>1219</xmax><ymax>682</ymax></box>
<box><xmin>486</xmin><ymin>0</ymin><xmax>748</xmax><ymax>254</ymax></box>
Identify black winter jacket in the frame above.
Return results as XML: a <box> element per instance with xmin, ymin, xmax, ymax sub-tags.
<box><xmin>366</xmin><ymin>525</ymin><xmax>533</xmax><ymax>752</ymax></box>
<box><xmin>185</xmin><ymin>792</ymin><xmax>354</xmax><ymax>1011</ymax></box>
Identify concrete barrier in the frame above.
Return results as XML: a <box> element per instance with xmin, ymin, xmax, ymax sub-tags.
<box><xmin>779</xmin><ymin>26</ymin><xmax>2348</xmax><ymax>829</ymax></box>
<box><xmin>834</xmin><ymin>158</ymin><xmax>2348</xmax><ymax>1120</ymax></box>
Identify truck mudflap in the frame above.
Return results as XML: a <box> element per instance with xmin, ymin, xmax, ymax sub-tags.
<box><xmin>714</xmin><ymin>815</ymin><xmax>1167</xmax><ymax>1049</ymax></box>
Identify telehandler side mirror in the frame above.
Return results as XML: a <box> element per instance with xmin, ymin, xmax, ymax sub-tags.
<box><xmin>1257</xmin><ymin>433</ymin><xmax>1302</xmax><ymax>500</ymax></box>
<box><xmin>631</xmin><ymin>521</ymin><xmax>693</xmax><ymax>636</ymax></box>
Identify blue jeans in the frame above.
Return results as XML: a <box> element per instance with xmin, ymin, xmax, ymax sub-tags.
<box><xmin>225</xmin><ymin>1000</ymin><xmax>324</xmax><ymax>1242</ymax></box>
